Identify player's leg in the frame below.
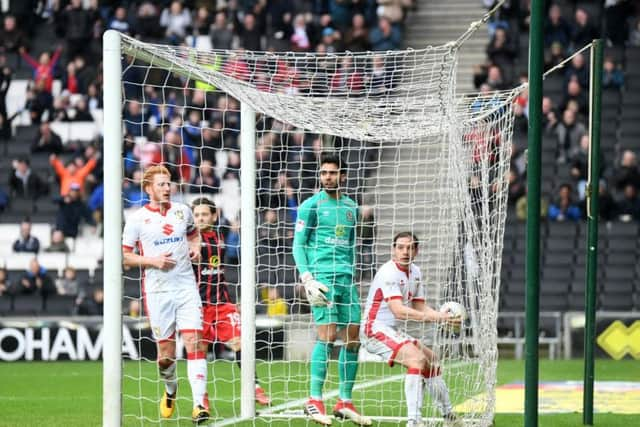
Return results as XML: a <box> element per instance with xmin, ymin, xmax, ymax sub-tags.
<box><xmin>418</xmin><ymin>344</ymin><xmax>460</xmax><ymax>426</ymax></box>
<box><xmin>146</xmin><ymin>292</ymin><xmax>178</xmax><ymax>418</ymax></box>
<box><xmin>332</xmin><ymin>279</ymin><xmax>371</xmax><ymax>425</ymax></box>
<box><xmin>395</xmin><ymin>340</ymin><xmax>429</xmax><ymax>426</ymax></box>
<box><xmin>305</xmin><ymin>276</ymin><xmax>340</xmax><ymax>425</ymax></box>
<box><xmin>215</xmin><ymin>303</ymin><xmax>271</xmax><ymax>406</ymax></box>
<box><xmin>177</xmin><ymin>289</ymin><xmax>209</xmax><ymax>424</ymax></box>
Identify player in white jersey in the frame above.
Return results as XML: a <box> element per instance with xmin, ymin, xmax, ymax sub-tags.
<box><xmin>361</xmin><ymin>232</ymin><xmax>462</xmax><ymax>427</ymax></box>
<box><xmin>122</xmin><ymin>165</ymin><xmax>209</xmax><ymax>424</ymax></box>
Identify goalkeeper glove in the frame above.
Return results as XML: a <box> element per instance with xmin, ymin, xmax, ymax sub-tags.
<box><xmin>300</xmin><ymin>272</ymin><xmax>329</xmax><ymax>307</ymax></box>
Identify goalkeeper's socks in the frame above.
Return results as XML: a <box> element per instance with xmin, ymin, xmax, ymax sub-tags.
<box><xmin>405</xmin><ymin>368</ymin><xmax>424</xmax><ymax>421</ymax></box>
<box><xmin>159</xmin><ymin>361</ymin><xmax>177</xmax><ymax>395</ymax></box>
<box><xmin>187</xmin><ymin>352</ymin><xmax>208</xmax><ymax>407</ymax></box>
<box><xmin>338</xmin><ymin>346</ymin><xmax>359</xmax><ymax>401</ymax></box>
<box><xmin>310</xmin><ymin>340</ymin><xmax>333</xmax><ymax>399</ymax></box>
<box><xmin>423</xmin><ymin>373</ymin><xmax>453</xmax><ymax>415</ymax></box>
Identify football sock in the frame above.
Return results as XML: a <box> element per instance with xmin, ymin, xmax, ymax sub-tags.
<box><xmin>405</xmin><ymin>368</ymin><xmax>424</xmax><ymax>421</ymax></box>
<box><xmin>423</xmin><ymin>373</ymin><xmax>453</xmax><ymax>415</ymax></box>
<box><xmin>338</xmin><ymin>346</ymin><xmax>359</xmax><ymax>401</ymax></box>
<box><xmin>187</xmin><ymin>352</ymin><xmax>208</xmax><ymax>407</ymax></box>
<box><xmin>159</xmin><ymin>361</ymin><xmax>177</xmax><ymax>396</ymax></box>
<box><xmin>310</xmin><ymin>340</ymin><xmax>333</xmax><ymax>399</ymax></box>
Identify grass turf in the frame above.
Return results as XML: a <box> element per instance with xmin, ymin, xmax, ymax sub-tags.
<box><xmin>0</xmin><ymin>359</ymin><xmax>638</xmax><ymax>426</ymax></box>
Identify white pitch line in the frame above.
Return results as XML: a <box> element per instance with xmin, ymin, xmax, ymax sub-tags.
<box><xmin>209</xmin><ymin>361</ymin><xmax>470</xmax><ymax>427</ymax></box>
<box><xmin>210</xmin><ymin>373</ymin><xmax>405</xmax><ymax>427</ymax></box>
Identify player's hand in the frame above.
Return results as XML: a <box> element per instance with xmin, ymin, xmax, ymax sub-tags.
<box><xmin>442</xmin><ymin>312</ymin><xmax>462</xmax><ymax>327</ymax></box>
<box><xmin>154</xmin><ymin>253</ymin><xmax>176</xmax><ymax>271</ymax></box>
<box><xmin>300</xmin><ymin>272</ymin><xmax>329</xmax><ymax>307</ymax></box>
<box><xmin>189</xmin><ymin>248</ymin><xmax>201</xmax><ymax>262</ymax></box>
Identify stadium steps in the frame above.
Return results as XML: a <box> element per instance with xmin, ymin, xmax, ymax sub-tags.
<box><xmin>403</xmin><ymin>0</ymin><xmax>487</xmax><ymax>93</ymax></box>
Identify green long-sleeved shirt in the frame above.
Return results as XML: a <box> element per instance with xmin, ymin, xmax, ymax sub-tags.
<box><xmin>292</xmin><ymin>190</ymin><xmax>358</xmax><ymax>278</ymax></box>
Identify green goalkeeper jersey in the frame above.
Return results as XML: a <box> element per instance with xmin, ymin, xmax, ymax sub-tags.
<box><xmin>293</xmin><ymin>190</ymin><xmax>358</xmax><ymax>278</ymax></box>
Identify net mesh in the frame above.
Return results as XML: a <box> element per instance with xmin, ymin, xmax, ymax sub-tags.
<box><xmin>117</xmin><ymin>33</ymin><xmax>520</xmax><ymax>427</ymax></box>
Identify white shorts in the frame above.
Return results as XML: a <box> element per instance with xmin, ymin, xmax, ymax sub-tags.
<box><xmin>361</xmin><ymin>325</ymin><xmax>416</xmax><ymax>367</ymax></box>
<box><xmin>144</xmin><ymin>287</ymin><xmax>203</xmax><ymax>341</ymax></box>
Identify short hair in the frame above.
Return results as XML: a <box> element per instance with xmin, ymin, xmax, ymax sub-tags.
<box><xmin>191</xmin><ymin>197</ymin><xmax>217</xmax><ymax>215</ymax></box>
<box><xmin>392</xmin><ymin>231</ymin><xmax>419</xmax><ymax>248</ymax></box>
<box><xmin>142</xmin><ymin>165</ymin><xmax>171</xmax><ymax>189</ymax></box>
<box><xmin>320</xmin><ymin>152</ymin><xmax>341</xmax><ymax>170</ymax></box>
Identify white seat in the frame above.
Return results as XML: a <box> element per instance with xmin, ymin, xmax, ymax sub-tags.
<box><xmin>4</xmin><ymin>253</ymin><xmax>36</xmax><ymax>271</ymax></box>
<box><xmin>49</xmin><ymin>121</ymin><xmax>98</xmax><ymax>144</ymax></box>
<box><xmin>30</xmin><ymin>223</ymin><xmax>52</xmax><ymax>249</ymax></box>
<box><xmin>66</xmin><ymin>254</ymin><xmax>99</xmax><ymax>274</ymax></box>
<box><xmin>0</xmin><ymin>224</ymin><xmax>19</xmax><ymax>251</ymax></box>
<box><xmin>37</xmin><ymin>253</ymin><xmax>67</xmax><ymax>276</ymax></box>
<box><xmin>74</xmin><ymin>237</ymin><xmax>103</xmax><ymax>258</ymax></box>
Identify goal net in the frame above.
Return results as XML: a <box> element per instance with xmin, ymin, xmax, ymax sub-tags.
<box><xmin>110</xmin><ymin>30</ymin><xmax>520</xmax><ymax>427</ymax></box>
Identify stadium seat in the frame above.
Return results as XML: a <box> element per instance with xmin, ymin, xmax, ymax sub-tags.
<box><xmin>546</xmin><ymin>222</ymin><xmax>578</xmax><ymax>238</ymax></box>
<box><xmin>12</xmin><ymin>294</ymin><xmax>43</xmax><ymax>315</ymax></box>
<box><xmin>44</xmin><ymin>295</ymin><xmax>76</xmax><ymax>315</ymax></box>
<box><xmin>0</xmin><ymin>296</ymin><xmax>12</xmax><ymax>315</ymax></box>
<box><xmin>567</xmin><ymin>293</ymin><xmax>586</xmax><ymax>311</ymax></box>
<box><xmin>541</xmin><ymin>279</ymin><xmax>570</xmax><ymax>295</ymax></box>
<box><xmin>546</xmin><ymin>237</ymin><xmax>575</xmax><ymax>252</ymax></box>
<box><xmin>600</xmin><ymin>294</ymin><xmax>634</xmax><ymax>311</ymax></box>
<box><xmin>540</xmin><ymin>294</ymin><xmax>568</xmax><ymax>311</ymax></box>
<box><xmin>5</xmin><ymin>253</ymin><xmax>35</xmax><ymax>271</ymax></box>
<box><xmin>543</xmin><ymin>252</ymin><xmax>573</xmax><ymax>267</ymax></box>
<box><xmin>37</xmin><ymin>253</ymin><xmax>67</xmax><ymax>276</ymax></box>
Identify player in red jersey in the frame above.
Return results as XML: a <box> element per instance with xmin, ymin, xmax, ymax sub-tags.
<box><xmin>191</xmin><ymin>197</ymin><xmax>271</xmax><ymax>406</ymax></box>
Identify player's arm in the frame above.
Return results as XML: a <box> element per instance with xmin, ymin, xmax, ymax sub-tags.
<box><xmin>411</xmin><ymin>299</ymin><xmax>461</xmax><ymax>326</ymax></box>
<box><xmin>292</xmin><ymin>200</ymin><xmax>314</xmax><ymax>276</ymax></box>
<box><xmin>122</xmin><ymin>246</ymin><xmax>176</xmax><ymax>271</ymax></box>
<box><xmin>388</xmin><ymin>298</ymin><xmax>444</xmax><ymax>322</ymax></box>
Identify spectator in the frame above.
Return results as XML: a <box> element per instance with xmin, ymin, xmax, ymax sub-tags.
<box><xmin>0</xmin><ymin>15</ymin><xmax>26</xmax><ymax>56</ymax></box>
<box><xmin>357</xmin><ymin>204</ymin><xmax>376</xmax><ymax>279</ymax></box>
<box><xmin>291</xmin><ymin>14</ymin><xmax>312</xmax><ymax>51</ymax></box>
<box><xmin>595</xmin><ymin>181</ymin><xmax>617</xmax><ymax>222</ymax></box>
<box><xmin>613</xmin><ymin>150</ymin><xmax>640</xmax><ymax>192</ymax></box>
<box><xmin>25</xmin><ymin>80</ymin><xmax>54</xmax><ymax>123</ymax></box>
<box><xmin>54</xmin><ymin>182</ymin><xmax>96</xmax><ymax>238</ymax></box>
<box><xmin>486</xmin><ymin>27</ymin><xmax>516</xmax><ymax>82</ymax></box>
<box><xmin>225</xmin><ymin>219</ymin><xmax>241</xmax><ymax>265</ymax></box>
<box><xmin>507</xmin><ymin>168</ymin><xmax>526</xmax><ymax>206</ymax></box>
<box><xmin>56</xmin><ymin>266</ymin><xmax>79</xmax><ymax>296</ymax></box>
<box><xmin>12</xmin><ymin>219</ymin><xmax>40</xmax><ymax>253</ymax></box>
<box><xmin>210</xmin><ymin>11</ymin><xmax>234</xmax><ymax>50</ymax></box>
<box><xmin>516</xmin><ymin>188</ymin><xmax>549</xmax><ymax>221</ymax></box>
<box><xmin>19</xmin><ymin>46</ymin><xmax>63</xmax><ymax>94</ymax></box>
<box><xmin>258</xmin><ymin>208</ymin><xmax>282</xmax><ymax>250</ymax></box>
<box><xmin>545</xmin><ymin>42</ymin><xmax>565</xmax><ymax>70</ymax></box>
<box><xmin>548</xmin><ymin>183</ymin><xmax>581</xmax><ymax>222</ymax></box>
<box><xmin>49</xmin><ymin>153</ymin><xmax>98</xmax><ymax>196</ymax></box>
<box><xmin>369</xmin><ymin>17</ymin><xmax>401</xmax><ymax>51</ymax></box>
<box><xmin>630</xmin><ymin>19</ymin><xmax>640</xmax><ymax>47</ymax></box>
<box><xmin>376</xmin><ymin>0</ymin><xmax>411</xmax><ymax>25</ymax></box>
<box><xmin>485</xmin><ymin>65</ymin><xmax>507</xmax><ymax>90</ymax></box>
<box><xmin>45</xmin><ymin>229</ymin><xmax>71</xmax><ymax>253</ymax></box>
<box><xmin>14</xmin><ymin>258</ymin><xmax>56</xmax><ymax>296</ymax></box>
<box><xmin>135</xmin><ymin>1</ymin><xmax>161</xmax><ymax>39</ymax></box>
<box><xmin>555</xmin><ymin>108</ymin><xmax>586</xmax><ymax>162</ymax></box>
<box><xmin>238</xmin><ymin>13</ymin><xmax>263</xmax><ymax>52</ymax></box>
<box><xmin>69</xmin><ymin>98</ymin><xmax>93</xmax><ymax>122</ymax></box>
<box><xmin>108</xmin><ymin>6</ymin><xmax>130</xmax><ymax>35</ymax></box>
<box><xmin>123</xmin><ymin>169</ymin><xmax>148</xmax><ymax>208</ymax></box>
<box><xmin>0</xmin><ymin>63</ymin><xmax>11</xmax><ymax>126</ymax></box>
<box><xmin>617</xmin><ymin>184</ymin><xmax>640</xmax><ymax>222</ymax></box>
<box><xmin>160</xmin><ymin>0</ymin><xmax>192</xmax><ymax>44</ymax></box>
<box><xmin>564</xmin><ymin>53</ymin><xmax>588</xmax><ymax>89</ymax></box>
<box><xmin>190</xmin><ymin>159</ymin><xmax>220</xmax><ymax>194</ymax></box>
<box><xmin>602</xmin><ymin>57</ymin><xmax>624</xmax><ymax>90</ymax></box>
<box><xmin>77</xmin><ymin>287</ymin><xmax>103</xmax><ymax>315</ymax></box>
<box><xmin>57</xmin><ymin>0</ymin><xmax>94</xmax><ymax>60</ymax></box>
<box><xmin>544</xmin><ymin>4</ymin><xmax>571</xmax><ymax>49</ymax></box>
<box><xmin>265</xmin><ymin>286</ymin><xmax>288</xmax><ymax>317</ymax></box>
<box><xmin>569</xmin><ymin>134</ymin><xmax>590</xmax><ymax>192</ymax></box>
<box><xmin>8</xmin><ymin>156</ymin><xmax>49</xmax><ymax>199</ymax></box>
<box><xmin>123</xmin><ymin>100</ymin><xmax>148</xmax><ymax>137</ymax></box>
<box><xmin>31</xmin><ymin>122</ymin><xmax>64</xmax><ymax>154</ymax></box>
<box><xmin>570</xmin><ymin>8</ymin><xmax>599</xmax><ymax>50</ymax></box>
<box><xmin>344</xmin><ymin>13</ymin><xmax>370</xmax><ymax>52</ymax></box>
<box><xmin>0</xmin><ymin>267</ymin><xmax>10</xmax><ymax>296</ymax></box>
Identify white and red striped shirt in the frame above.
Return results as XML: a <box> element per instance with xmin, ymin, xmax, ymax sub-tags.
<box><xmin>363</xmin><ymin>260</ymin><xmax>425</xmax><ymax>334</ymax></box>
<box><xmin>122</xmin><ymin>202</ymin><xmax>198</xmax><ymax>293</ymax></box>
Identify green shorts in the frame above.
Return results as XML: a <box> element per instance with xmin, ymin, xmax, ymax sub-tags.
<box><xmin>311</xmin><ymin>273</ymin><xmax>361</xmax><ymax>326</ymax></box>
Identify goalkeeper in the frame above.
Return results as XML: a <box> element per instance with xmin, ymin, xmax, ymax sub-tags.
<box><xmin>293</xmin><ymin>153</ymin><xmax>370</xmax><ymax>426</ymax></box>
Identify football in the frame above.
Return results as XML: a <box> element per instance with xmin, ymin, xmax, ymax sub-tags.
<box><xmin>439</xmin><ymin>301</ymin><xmax>466</xmax><ymax>332</ymax></box>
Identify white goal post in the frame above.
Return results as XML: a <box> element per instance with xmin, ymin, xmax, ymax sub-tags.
<box><xmin>102</xmin><ymin>22</ymin><xmax>521</xmax><ymax>426</ymax></box>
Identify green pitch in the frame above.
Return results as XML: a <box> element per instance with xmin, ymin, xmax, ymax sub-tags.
<box><xmin>1</xmin><ymin>359</ymin><xmax>638</xmax><ymax>427</ymax></box>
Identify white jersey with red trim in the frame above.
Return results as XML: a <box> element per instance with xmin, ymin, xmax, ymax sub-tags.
<box><xmin>363</xmin><ymin>260</ymin><xmax>425</xmax><ymax>332</ymax></box>
<box><xmin>122</xmin><ymin>202</ymin><xmax>198</xmax><ymax>293</ymax></box>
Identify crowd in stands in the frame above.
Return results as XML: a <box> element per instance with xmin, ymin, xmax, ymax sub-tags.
<box><xmin>0</xmin><ymin>0</ymin><xmax>413</xmax><ymax>315</ymax></box>
<box><xmin>478</xmin><ymin>0</ymin><xmax>640</xmax><ymax>224</ymax></box>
